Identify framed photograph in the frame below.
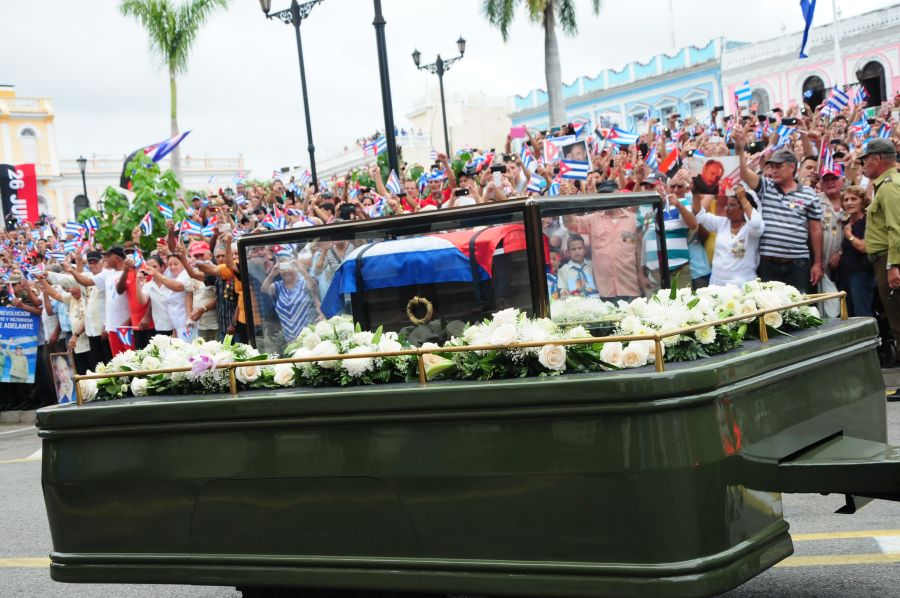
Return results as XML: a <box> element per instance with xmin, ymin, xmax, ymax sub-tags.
<box><xmin>50</xmin><ymin>351</ymin><xmax>76</xmax><ymax>405</ymax></box>
<box><xmin>560</xmin><ymin>140</ymin><xmax>589</xmax><ymax>162</ymax></box>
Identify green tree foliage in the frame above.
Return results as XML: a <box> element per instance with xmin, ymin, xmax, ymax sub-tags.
<box><xmin>78</xmin><ymin>153</ymin><xmax>187</xmax><ymax>252</ymax></box>
<box><xmin>482</xmin><ymin>0</ymin><xmax>602</xmax><ymax>127</ymax></box>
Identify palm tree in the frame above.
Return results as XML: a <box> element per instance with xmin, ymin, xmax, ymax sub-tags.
<box><xmin>120</xmin><ymin>0</ymin><xmax>229</xmax><ymax>183</ymax></box>
<box><xmin>483</xmin><ymin>0</ymin><xmax>602</xmax><ymax>128</ymax></box>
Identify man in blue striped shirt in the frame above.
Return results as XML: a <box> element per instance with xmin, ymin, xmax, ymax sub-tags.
<box><xmin>733</xmin><ymin>125</ymin><xmax>823</xmax><ymax>293</ymax></box>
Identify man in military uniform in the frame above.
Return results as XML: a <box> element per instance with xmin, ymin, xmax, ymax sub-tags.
<box><xmin>862</xmin><ymin>138</ymin><xmax>900</xmax><ymax>342</ymax></box>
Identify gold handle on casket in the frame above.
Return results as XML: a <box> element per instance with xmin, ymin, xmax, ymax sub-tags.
<box><xmin>406</xmin><ymin>296</ymin><xmax>434</xmax><ymax>325</ymax></box>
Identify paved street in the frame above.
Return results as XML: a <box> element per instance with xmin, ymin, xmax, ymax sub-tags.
<box><xmin>1</xmin><ymin>401</ymin><xmax>898</xmax><ymax>598</ymax></box>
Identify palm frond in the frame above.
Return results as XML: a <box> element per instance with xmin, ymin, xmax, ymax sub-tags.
<box><xmin>482</xmin><ymin>0</ymin><xmax>519</xmax><ymax>42</ymax></box>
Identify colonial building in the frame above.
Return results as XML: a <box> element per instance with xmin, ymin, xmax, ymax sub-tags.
<box><xmin>509</xmin><ymin>38</ymin><xmax>729</xmax><ymax>132</ymax></box>
<box><xmin>721</xmin><ymin>4</ymin><xmax>900</xmax><ymax>112</ymax></box>
<box><xmin>0</xmin><ymin>85</ymin><xmax>246</xmax><ymax>223</ymax></box>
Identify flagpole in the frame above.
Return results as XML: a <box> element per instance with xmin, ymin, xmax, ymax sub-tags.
<box><xmin>831</xmin><ymin>0</ymin><xmax>844</xmax><ymax>87</ymax></box>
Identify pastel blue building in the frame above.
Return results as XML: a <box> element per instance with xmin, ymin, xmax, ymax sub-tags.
<box><xmin>510</xmin><ymin>38</ymin><xmax>747</xmax><ymax>132</ymax></box>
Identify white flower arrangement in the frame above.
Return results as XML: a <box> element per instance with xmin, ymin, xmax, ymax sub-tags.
<box><xmin>80</xmin><ymin>281</ymin><xmax>823</xmax><ymax>403</ymax></box>
<box><xmin>550</xmin><ymin>296</ymin><xmax>618</xmax><ymax>325</ymax></box>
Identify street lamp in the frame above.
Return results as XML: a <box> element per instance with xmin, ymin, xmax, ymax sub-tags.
<box><xmin>412</xmin><ymin>36</ymin><xmax>466</xmax><ymax>159</ymax></box>
<box><xmin>260</xmin><ymin>0</ymin><xmax>322</xmax><ymax>189</ymax></box>
<box><xmin>372</xmin><ymin>0</ymin><xmax>400</xmax><ymax>176</ymax></box>
<box><xmin>76</xmin><ymin>155</ymin><xmax>89</xmax><ymax>209</ymax></box>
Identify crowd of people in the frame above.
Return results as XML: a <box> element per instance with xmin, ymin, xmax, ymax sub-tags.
<box><xmin>1</xmin><ymin>87</ymin><xmax>899</xmax><ymax>410</ymax></box>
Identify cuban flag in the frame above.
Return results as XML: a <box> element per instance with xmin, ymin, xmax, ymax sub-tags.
<box><xmin>571</xmin><ymin>120</ymin><xmax>589</xmax><ymax>138</ymax></box>
<box><xmin>774</xmin><ymin>125</ymin><xmax>796</xmax><ymax>148</ymax></box>
<box><xmin>480</xmin><ymin>151</ymin><xmax>494</xmax><ymax>172</ymax></box>
<box><xmin>605</xmin><ymin>127</ymin><xmax>640</xmax><ymax>146</ymax></box>
<box><xmin>735</xmin><ymin>81</ymin><xmax>752</xmax><ymax>106</ymax></box>
<box><xmin>82</xmin><ymin>217</ymin><xmax>100</xmax><ymax>232</ymax></box>
<box><xmin>231</xmin><ymin>171</ymin><xmax>246</xmax><ymax>185</ymax></box>
<box><xmin>527</xmin><ymin>172</ymin><xmax>546</xmax><ymax>193</ymax></box>
<box><xmin>133</xmin><ymin>249</ymin><xmax>144</xmax><ymax>268</ymax></box>
<box><xmin>543</xmin><ymin>138</ymin><xmax>562</xmax><ymax>162</ymax></box>
<box><xmin>48</xmin><ymin>251</ymin><xmax>66</xmax><ymax>262</ymax></box>
<box><xmin>559</xmin><ymin>159</ymin><xmax>589</xmax><ymax>180</ymax></box>
<box><xmin>181</xmin><ymin>219</ymin><xmax>203</xmax><ymax>236</ymax></box>
<box><xmin>150</xmin><ymin>131</ymin><xmax>191</xmax><ymax>163</ymax></box>
<box><xmin>65</xmin><ymin>221</ymin><xmax>85</xmax><ymax>240</ymax></box>
<box><xmin>693</xmin><ymin>150</ymin><xmax>706</xmax><ymax>158</ymax></box>
<box><xmin>115</xmin><ymin>327</ymin><xmax>135</xmax><ymax>349</ymax></box>
<box><xmin>520</xmin><ymin>144</ymin><xmax>536</xmax><ymax>171</ymax></box>
<box><xmin>367</xmin><ymin>136</ymin><xmax>388</xmax><ymax>156</ymax></box>
<box><xmin>645</xmin><ymin>146</ymin><xmax>659</xmax><ymax>169</ymax></box>
<box><xmin>855</xmin><ymin>85</ymin><xmax>870</xmax><ymax>106</ymax></box>
<box><xmin>201</xmin><ymin>216</ymin><xmax>217</xmax><ymax>237</ymax></box>
<box><xmin>234</xmin><ymin>194</ymin><xmax>248</xmax><ymax>206</ymax></box>
<box><xmin>272</xmin><ymin>170</ymin><xmax>287</xmax><ymax>182</ymax></box>
<box><xmin>429</xmin><ymin>149</ymin><xmax>438</xmax><ymax>161</ymax></box>
<box><xmin>820</xmin><ymin>146</ymin><xmax>837</xmax><ymax>175</ymax></box>
<box><xmin>261</xmin><ymin>213</ymin><xmax>286</xmax><ymax>230</ymax></box>
<box><xmin>298</xmin><ymin>170</ymin><xmax>312</xmax><ymax>187</ymax></box>
<box><xmin>139</xmin><ymin>211</ymin><xmax>153</xmax><ymax>236</ymax></box>
<box><xmin>799</xmin><ymin>0</ymin><xmax>816</xmax><ymax>58</ymax></box>
<box><xmin>548</xmin><ymin>176</ymin><xmax>561</xmax><ymax>197</ymax></box>
<box><xmin>321</xmin><ymin>235</ymin><xmax>492</xmax><ymax>317</ymax></box>
<box><xmin>207</xmin><ymin>175</ymin><xmax>217</xmax><ymax>185</ymax></box>
<box><xmin>367</xmin><ymin>194</ymin><xmax>388</xmax><ymax>217</ymax></box>
<box><xmin>385</xmin><ymin>169</ymin><xmax>403</xmax><ymax>195</ymax></box>
<box><xmin>825</xmin><ymin>86</ymin><xmax>850</xmax><ymax>112</ymax></box>
<box><xmin>879</xmin><ymin>123</ymin><xmax>893</xmax><ymax>139</ymax></box>
<box><xmin>63</xmin><ymin>240</ymin><xmax>79</xmax><ymax>254</ymax></box>
<box><xmin>850</xmin><ymin>119</ymin><xmax>871</xmax><ymax>137</ymax></box>
<box><xmin>157</xmin><ymin>201</ymin><xmax>174</xmax><ymax>218</ymax></box>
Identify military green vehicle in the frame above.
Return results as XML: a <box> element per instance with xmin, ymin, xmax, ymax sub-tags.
<box><xmin>37</xmin><ymin>194</ymin><xmax>900</xmax><ymax>597</ymax></box>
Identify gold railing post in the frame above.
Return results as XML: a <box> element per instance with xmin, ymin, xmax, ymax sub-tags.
<box><xmin>75</xmin><ymin>378</ymin><xmax>83</xmax><ymax>406</ymax></box>
<box><xmin>229</xmin><ymin>367</ymin><xmax>238</xmax><ymax>396</ymax></box>
<box><xmin>840</xmin><ymin>293</ymin><xmax>849</xmax><ymax>320</ymax></box>
<box><xmin>417</xmin><ymin>354</ymin><xmax>427</xmax><ymax>386</ymax></box>
<box><xmin>759</xmin><ymin>316</ymin><xmax>769</xmax><ymax>342</ymax></box>
<box><xmin>654</xmin><ymin>338</ymin><xmax>665</xmax><ymax>373</ymax></box>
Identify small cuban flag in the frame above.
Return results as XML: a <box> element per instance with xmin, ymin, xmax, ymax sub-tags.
<box><xmin>429</xmin><ymin>149</ymin><xmax>438</xmax><ymax>161</ymax></box>
<box><xmin>65</xmin><ymin>221</ymin><xmax>85</xmax><ymax>239</ymax></box>
<box><xmin>559</xmin><ymin>159</ymin><xmax>589</xmax><ymax>180</ymax></box>
<box><xmin>201</xmin><ymin>216</ymin><xmax>217</xmax><ymax>237</ymax></box>
<box><xmin>527</xmin><ymin>172</ymin><xmax>546</xmax><ymax>194</ymax></box>
<box><xmin>157</xmin><ymin>201</ymin><xmax>174</xmax><ymax>219</ymax></box>
<box><xmin>181</xmin><ymin>219</ymin><xmax>203</xmax><ymax>236</ymax></box>
<box><xmin>298</xmin><ymin>169</ymin><xmax>312</xmax><ymax>188</ymax></box>
<box><xmin>133</xmin><ymin>249</ymin><xmax>144</xmax><ymax>268</ymax></box>
<box><xmin>231</xmin><ymin>171</ymin><xmax>246</xmax><ymax>186</ymax></box>
<box><xmin>548</xmin><ymin>177</ymin><xmax>561</xmax><ymax>197</ymax></box>
<box><xmin>367</xmin><ymin>136</ymin><xmax>388</xmax><ymax>156</ymax></box>
<box><xmin>571</xmin><ymin>119</ymin><xmax>589</xmax><ymax>138</ymax></box>
<box><xmin>115</xmin><ymin>326</ymin><xmax>135</xmax><ymax>349</ymax></box>
<box><xmin>82</xmin><ymin>216</ymin><xmax>100</xmax><ymax>232</ymax></box>
<box><xmin>139</xmin><ymin>211</ymin><xmax>153</xmax><ymax>236</ymax></box>
<box><xmin>735</xmin><ymin>81</ymin><xmax>753</xmax><ymax>106</ymax></box>
<box><xmin>520</xmin><ymin>144</ymin><xmax>536</xmax><ymax>172</ymax></box>
<box><xmin>386</xmin><ymin>169</ymin><xmax>403</xmax><ymax>195</ymax></box>
<box><xmin>645</xmin><ymin>146</ymin><xmax>659</xmax><ymax>169</ymax></box>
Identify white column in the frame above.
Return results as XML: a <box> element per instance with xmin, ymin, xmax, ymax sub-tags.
<box><xmin>831</xmin><ymin>0</ymin><xmax>844</xmax><ymax>87</ymax></box>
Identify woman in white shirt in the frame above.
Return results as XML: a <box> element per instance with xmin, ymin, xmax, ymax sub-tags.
<box><xmin>693</xmin><ymin>185</ymin><xmax>764</xmax><ymax>287</ymax></box>
<box><xmin>148</xmin><ymin>254</ymin><xmax>191</xmax><ymax>340</ymax></box>
<box><xmin>137</xmin><ymin>256</ymin><xmax>173</xmax><ymax>337</ymax></box>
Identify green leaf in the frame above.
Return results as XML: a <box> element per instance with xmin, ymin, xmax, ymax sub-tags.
<box><xmin>687</xmin><ymin>297</ymin><xmax>700</xmax><ymax>309</ymax></box>
<box><xmin>371</xmin><ymin>324</ymin><xmax>384</xmax><ymax>346</ymax></box>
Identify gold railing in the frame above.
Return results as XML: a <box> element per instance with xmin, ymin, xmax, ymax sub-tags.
<box><xmin>73</xmin><ymin>292</ymin><xmax>847</xmax><ymax>406</ymax></box>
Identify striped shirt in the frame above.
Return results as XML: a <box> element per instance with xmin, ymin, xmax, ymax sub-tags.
<box><xmin>640</xmin><ymin>198</ymin><xmax>692</xmax><ymax>270</ymax></box>
<box><xmin>755</xmin><ymin>178</ymin><xmax>822</xmax><ymax>259</ymax></box>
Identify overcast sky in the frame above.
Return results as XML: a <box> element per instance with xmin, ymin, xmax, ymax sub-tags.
<box><xmin>2</xmin><ymin>0</ymin><xmax>894</xmax><ymax>176</ymax></box>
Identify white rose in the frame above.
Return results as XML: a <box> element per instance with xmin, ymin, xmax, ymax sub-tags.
<box><xmin>314</xmin><ymin>321</ymin><xmax>334</xmax><ymax>337</ymax></box>
<box><xmin>141</xmin><ymin>356</ymin><xmax>161</xmax><ymax>371</ymax></box>
<box><xmin>351</xmin><ymin>331</ymin><xmax>374</xmax><ymax>346</ymax></box>
<box><xmin>312</xmin><ymin>340</ymin><xmax>340</xmax><ymax>369</ymax></box>
<box><xmin>235</xmin><ymin>363</ymin><xmax>261</xmax><ymax>383</ymax></box>
<box><xmin>272</xmin><ymin>363</ymin><xmax>295</xmax><ymax>386</ymax></box>
<box><xmin>378</xmin><ymin>337</ymin><xmax>403</xmax><ymax>354</ymax></box>
<box><xmin>130</xmin><ymin>377</ymin><xmax>149</xmax><ymax>397</ymax></box>
<box><xmin>628</xmin><ymin>340</ymin><xmax>659</xmax><ymax>363</ymax></box>
<box><xmin>343</xmin><ymin>345</ymin><xmax>376</xmax><ymax>378</ymax></box>
<box><xmin>80</xmin><ymin>376</ymin><xmax>99</xmax><ymax>401</ymax></box>
<box><xmin>806</xmin><ymin>305</ymin><xmax>820</xmax><ymax>319</ymax></box>
<box><xmin>202</xmin><ymin>341</ymin><xmax>223</xmax><ymax>354</ymax></box>
<box><xmin>491</xmin><ymin>308</ymin><xmax>521</xmax><ymax>327</ymax></box>
<box><xmin>567</xmin><ymin>325</ymin><xmax>591</xmax><ymax>339</ymax></box>
<box><xmin>763</xmin><ymin>311</ymin><xmax>783</xmax><ymax>329</ymax></box>
<box><xmin>334</xmin><ymin>320</ymin><xmax>355</xmax><ymax>336</ymax></box>
<box><xmin>302</xmin><ymin>332</ymin><xmax>322</xmax><ymax>350</ymax></box>
<box><xmin>621</xmin><ymin>343</ymin><xmax>649</xmax><ymax>368</ymax></box>
<box><xmin>518</xmin><ymin>322</ymin><xmax>550</xmax><ymax>344</ymax></box>
<box><xmin>421</xmin><ymin>352</ymin><xmax>445</xmax><ymax>368</ymax></box>
<box><xmin>600</xmin><ymin>342</ymin><xmax>624</xmax><ymax>367</ymax></box>
<box><xmin>537</xmin><ymin>344</ymin><xmax>567</xmax><ymax>371</ymax></box>
<box><xmin>619</xmin><ymin>315</ymin><xmax>642</xmax><ymax>334</ymax></box>
<box><xmin>696</xmin><ymin>326</ymin><xmax>716</xmax><ymax>344</ymax></box>
<box><xmin>754</xmin><ymin>291</ymin><xmax>782</xmax><ymax>310</ymax></box>
<box><xmin>161</xmin><ymin>353</ymin><xmax>189</xmax><ymax>382</ymax></box>
<box><xmin>463</xmin><ymin>325</ymin><xmax>482</xmax><ymax>343</ymax></box>
<box><xmin>737</xmin><ymin>300</ymin><xmax>758</xmax><ymax>321</ymax></box>
<box><xmin>490</xmin><ymin>323</ymin><xmax>518</xmax><ymax>346</ymax></box>
<box><xmin>534</xmin><ymin>318</ymin><xmax>558</xmax><ymax>334</ymax></box>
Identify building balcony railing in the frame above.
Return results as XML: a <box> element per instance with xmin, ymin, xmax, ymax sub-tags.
<box><xmin>58</xmin><ymin>156</ymin><xmax>245</xmax><ymax>175</ymax></box>
<box><xmin>0</xmin><ymin>96</ymin><xmax>54</xmax><ymax>114</ymax></box>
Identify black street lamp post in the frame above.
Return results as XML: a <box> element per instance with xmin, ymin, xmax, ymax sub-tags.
<box><xmin>260</xmin><ymin>0</ymin><xmax>322</xmax><ymax>189</ymax></box>
<box><xmin>412</xmin><ymin>36</ymin><xmax>466</xmax><ymax>159</ymax></box>
<box><xmin>76</xmin><ymin>155</ymin><xmax>89</xmax><ymax>207</ymax></box>
<box><xmin>372</xmin><ymin>0</ymin><xmax>399</xmax><ymax>176</ymax></box>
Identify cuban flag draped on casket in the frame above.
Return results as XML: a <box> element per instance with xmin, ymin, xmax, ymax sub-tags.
<box><xmin>321</xmin><ymin>224</ymin><xmax>536</xmax><ymax>318</ymax></box>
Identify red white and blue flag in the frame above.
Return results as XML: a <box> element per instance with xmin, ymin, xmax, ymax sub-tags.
<box><xmin>559</xmin><ymin>159</ymin><xmax>589</xmax><ymax>180</ymax></box>
<box><xmin>386</xmin><ymin>169</ymin><xmax>403</xmax><ymax>195</ymax></box>
<box><xmin>604</xmin><ymin>127</ymin><xmax>640</xmax><ymax>146</ymax></box>
<box><xmin>139</xmin><ymin>211</ymin><xmax>153</xmax><ymax>236</ymax></box>
<box><xmin>157</xmin><ymin>202</ymin><xmax>174</xmax><ymax>218</ymax></box>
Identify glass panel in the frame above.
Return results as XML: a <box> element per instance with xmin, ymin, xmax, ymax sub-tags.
<box><xmin>539</xmin><ymin>195</ymin><xmax>669</xmax><ymax>327</ymax></box>
<box><xmin>240</xmin><ymin>206</ymin><xmax>532</xmax><ymax>351</ymax></box>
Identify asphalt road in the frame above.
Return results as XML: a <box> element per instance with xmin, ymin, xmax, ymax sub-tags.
<box><xmin>1</xmin><ymin>402</ymin><xmax>898</xmax><ymax>598</ymax></box>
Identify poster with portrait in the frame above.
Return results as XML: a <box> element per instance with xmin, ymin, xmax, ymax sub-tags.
<box><xmin>50</xmin><ymin>352</ymin><xmax>76</xmax><ymax>404</ymax></box>
<box><xmin>684</xmin><ymin>155</ymin><xmax>741</xmax><ymax>196</ymax></box>
<box><xmin>561</xmin><ymin>140</ymin><xmax>589</xmax><ymax>162</ymax></box>
<box><xmin>0</xmin><ymin>306</ymin><xmax>40</xmax><ymax>384</ymax></box>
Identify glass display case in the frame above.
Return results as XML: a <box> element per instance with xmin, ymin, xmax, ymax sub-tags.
<box><xmin>238</xmin><ymin>192</ymin><xmax>670</xmax><ymax>354</ymax></box>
